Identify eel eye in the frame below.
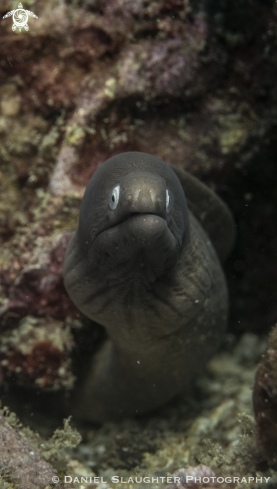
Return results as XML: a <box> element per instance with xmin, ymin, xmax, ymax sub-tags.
<box><xmin>166</xmin><ymin>188</ymin><xmax>173</xmax><ymax>213</ymax></box>
<box><xmin>109</xmin><ymin>184</ymin><xmax>120</xmax><ymax>210</ymax></box>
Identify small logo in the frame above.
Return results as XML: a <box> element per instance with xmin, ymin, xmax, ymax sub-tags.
<box><xmin>2</xmin><ymin>3</ymin><xmax>38</xmax><ymax>32</ymax></box>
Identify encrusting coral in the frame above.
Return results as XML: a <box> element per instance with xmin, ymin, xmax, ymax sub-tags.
<box><xmin>0</xmin><ymin>407</ymin><xmax>81</xmax><ymax>489</ymax></box>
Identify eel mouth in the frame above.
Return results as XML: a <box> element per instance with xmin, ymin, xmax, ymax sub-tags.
<box><xmin>104</xmin><ymin>213</ymin><xmax>170</xmax><ymax>242</ymax></box>
<box><xmin>108</xmin><ymin>210</ymin><xmax>168</xmax><ymax>231</ymax></box>
<box><xmin>89</xmin><ymin>213</ymin><xmax>178</xmax><ymax>277</ymax></box>
<box><xmin>128</xmin><ymin>211</ymin><xmax>161</xmax><ymax>217</ymax></box>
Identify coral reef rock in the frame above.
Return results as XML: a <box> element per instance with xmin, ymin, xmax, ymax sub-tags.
<box><xmin>253</xmin><ymin>324</ymin><xmax>277</xmax><ymax>468</ymax></box>
<box><xmin>0</xmin><ymin>413</ymin><xmax>60</xmax><ymax>489</ymax></box>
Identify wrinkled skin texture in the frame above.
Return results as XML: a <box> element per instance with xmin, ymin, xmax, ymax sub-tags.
<box><xmin>63</xmin><ymin>152</ymin><xmax>235</xmax><ymax>422</ymax></box>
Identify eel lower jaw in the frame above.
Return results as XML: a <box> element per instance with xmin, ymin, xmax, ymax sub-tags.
<box><xmin>89</xmin><ymin>214</ymin><xmax>179</xmax><ymax>279</ymax></box>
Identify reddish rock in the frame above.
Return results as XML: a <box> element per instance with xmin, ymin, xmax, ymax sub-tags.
<box><xmin>0</xmin><ymin>231</ymin><xmax>78</xmax><ymax>391</ymax></box>
<box><xmin>0</xmin><ymin>316</ymin><xmax>76</xmax><ymax>390</ymax></box>
<box><xmin>0</xmin><ymin>232</ymin><xmax>77</xmax><ymax>326</ymax></box>
<box><xmin>253</xmin><ymin>325</ymin><xmax>277</xmax><ymax>467</ymax></box>
<box><xmin>0</xmin><ymin>414</ymin><xmax>63</xmax><ymax>489</ymax></box>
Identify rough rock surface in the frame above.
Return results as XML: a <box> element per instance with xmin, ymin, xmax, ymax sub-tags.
<box><xmin>0</xmin><ymin>413</ymin><xmax>60</xmax><ymax>489</ymax></box>
<box><xmin>0</xmin><ymin>408</ymin><xmax>82</xmax><ymax>488</ymax></box>
<box><xmin>253</xmin><ymin>325</ymin><xmax>277</xmax><ymax>469</ymax></box>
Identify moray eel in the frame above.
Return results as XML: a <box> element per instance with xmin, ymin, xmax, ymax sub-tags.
<box><xmin>64</xmin><ymin>151</ymin><xmax>235</xmax><ymax>422</ymax></box>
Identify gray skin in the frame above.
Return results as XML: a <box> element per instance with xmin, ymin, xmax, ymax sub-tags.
<box><xmin>63</xmin><ymin>151</ymin><xmax>235</xmax><ymax>422</ymax></box>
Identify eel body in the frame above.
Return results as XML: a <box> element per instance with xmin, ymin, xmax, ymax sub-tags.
<box><xmin>63</xmin><ymin>152</ymin><xmax>235</xmax><ymax>422</ymax></box>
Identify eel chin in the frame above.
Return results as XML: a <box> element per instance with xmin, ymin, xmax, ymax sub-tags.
<box><xmin>89</xmin><ymin>214</ymin><xmax>179</xmax><ymax>280</ymax></box>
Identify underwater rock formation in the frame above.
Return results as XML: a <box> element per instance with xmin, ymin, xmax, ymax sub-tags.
<box><xmin>253</xmin><ymin>324</ymin><xmax>277</xmax><ymax>468</ymax></box>
<box><xmin>0</xmin><ymin>409</ymin><xmax>81</xmax><ymax>489</ymax></box>
<box><xmin>0</xmin><ymin>232</ymin><xmax>79</xmax><ymax>391</ymax></box>
<box><xmin>0</xmin><ymin>315</ymin><xmax>75</xmax><ymax>390</ymax></box>
<box><xmin>0</xmin><ymin>413</ymin><xmax>60</xmax><ymax>489</ymax></box>
<box><xmin>7</xmin><ymin>233</ymin><xmax>73</xmax><ymax>319</ymax></box>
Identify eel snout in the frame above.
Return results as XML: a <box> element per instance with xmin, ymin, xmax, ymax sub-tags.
<box><xmin>119</xmin><ymin>171</ymin><xmax>169</xmax><ymax>218</ymax></box>
<box><xmin>87</xmin><ymin>170</ymin><xmax>179</xmax><ymax>278</ymax></box>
